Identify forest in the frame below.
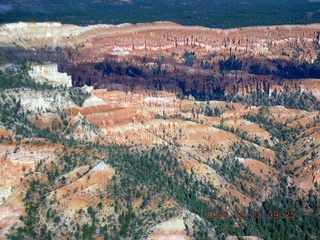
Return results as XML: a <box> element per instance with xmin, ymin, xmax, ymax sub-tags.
<box><xmin>6</xmin><ymin>144</ymin><xmax>320</xmax><ymax>239</ymax></box>
<box><xmin>1</xmin><ymin>0</ymin><xmax>320</xmax><ymax>28</ymax></box>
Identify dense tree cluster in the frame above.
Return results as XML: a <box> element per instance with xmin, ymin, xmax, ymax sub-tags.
<box><xmin>67</xmin><ymin>87</ymin><xmax>91</xmax><ymax>107</ymax></box>
<box><xmin>2</xmin><ymin>0</ymin><xmax>320</xmax><ymax>29</ymax></box>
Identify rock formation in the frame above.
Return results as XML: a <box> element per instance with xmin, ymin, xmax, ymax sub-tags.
<box><xmin>2</xmin><ymin>21</ymin><xmax>319</xmax><ymax>102</ymax></box>
<box><xmin>28</xmin><ymin>63</ymin><xmax>72</xmax><ymax>87</ymax></box>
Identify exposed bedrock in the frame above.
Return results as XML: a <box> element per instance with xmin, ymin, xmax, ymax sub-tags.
<box><xmin>63</xmin><ymin>56</ymin><xmax>320</xmax><ymax>105</ymax></box>
<box><xmin>1</xmin><ymin>22</ymin><xmax>320</xmax><ymax>102</ymax></box>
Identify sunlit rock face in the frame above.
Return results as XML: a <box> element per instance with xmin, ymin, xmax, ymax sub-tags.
<box><xmin>1</xmin><ymin>21</ymin><xmax>319</xmax><ymax>63</ymax></box>
<box><xmin>28</xmin><ymin>63</ymin><xmax>72</xmax><ymax>87</ymax></box>
<box><xmin>1</xmin><ymin>22</ymin><xmax>320</xmax><ymax>101</ymax></box>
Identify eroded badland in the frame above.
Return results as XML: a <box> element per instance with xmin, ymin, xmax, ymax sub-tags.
<box><xmin>0</xmin><ymin>22</ymin><xmax>320</xmax><ymax>239</ymax></box>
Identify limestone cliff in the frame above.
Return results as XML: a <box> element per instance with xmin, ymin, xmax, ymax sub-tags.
<box><xmin>28</xmin><ymin>63</ymin><xmax>72</xmax><ymax>87</ymax></box>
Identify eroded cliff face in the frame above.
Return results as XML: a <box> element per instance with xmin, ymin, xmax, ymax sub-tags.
<box><xmin>1</xmin><ymin>22</ymin><xmax>320</xmax><ymax>102</ymax></box>
<box><xmin>1</xmin><ymin>22</ymin><xmax>319</xmax><ymax>61</ymax></box>
<box><xmin>28</xmin><ymin>63</ymin><xmax>72</xmax><ymax>87</ymax></box>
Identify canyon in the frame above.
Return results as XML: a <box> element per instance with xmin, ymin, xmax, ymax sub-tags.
<box><xmin>1</xmin><ymin>22</ymin><xmax>320</xmax><ymax>103</ymax></box>
<box><xmin>0</xmin><ymin>21</ymin><xmax>320</xmax><ymax>239</ymax></box>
